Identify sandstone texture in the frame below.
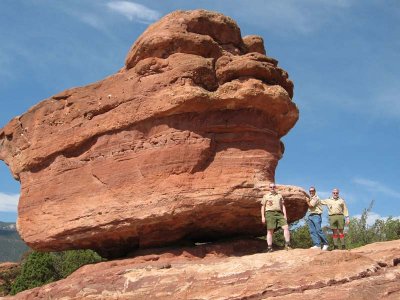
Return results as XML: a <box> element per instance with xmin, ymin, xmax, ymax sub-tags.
<box><xmin>0</xmin><ymin>10</ymin><xmax>306</xmax><ymax>256</ymax></box>
<box><xmin>7</xmin><ymin>240</ymin><xmax>400</xmax><ymax>299</ymax></box>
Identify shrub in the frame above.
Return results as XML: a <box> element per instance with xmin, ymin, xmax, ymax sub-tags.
<box><xmin>0</xmin><ymin>264</ymin><xmax>20</xmax><ymax>296</ymax></box>
<box><xmin>52</xmin><ymin>250</ymin><xmax>103</xmax><ymax>278</ymax></box>
<box><xmin>291</xmin><ymin>201</ymin><xmax>400</xmax><ymax>250</ymax></box>
<box><xmin>10</xmin><ymin>251</ymin><xmax>57</xmax><ymax>295</ymax></box>
<box><xmin>10</xmin><ymin>249</ymin><xmax>104</xmax><ymax>295</ymax></box>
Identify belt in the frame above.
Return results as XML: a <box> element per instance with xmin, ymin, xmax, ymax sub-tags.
<box><xmin>309</xmin><ymin>213</ymin><xmax>321</xmax><ymax>216</ymax></box>
<box><xmin>329</xmin><ymin>214</ymin><xmax>344</xmax><ymax>216</ymax></box>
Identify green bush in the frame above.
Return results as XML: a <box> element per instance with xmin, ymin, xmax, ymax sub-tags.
<box><xmin>269</xmin><ymin>221</ymin><xmax>315</xmax><ymax>249</ymax></box>
<box><xmin>10</xmin><ymin>249</ymin><xmax>104</xmax><ymax>295</ymax></box>
<box><xmin>346</xmin><ymin>202</ymin><xmax>400</xmax><ymax>249</ymax></box>
<box><xmin>0</xmin><ymin>264</ymin><xmax>20</xmax><ymax>296</ymax></box>
<box><xmin>288</xmin><ymin>201</ymin><xmax>400</xmax><ymax>250</ymax></box>
<box><xmin>52</xmin><ymin>250</ymin><xmax>103</xmax><ymax>278</ymax></box>
<box><xmin>289</xmin><ymin>222</ymin><xmax>314</xmax><ymax>249</ymax></box>
<box><xmin>10</xmin><ymin>251</ymin><xmax>57</xmax><ymax>295</ymax></box>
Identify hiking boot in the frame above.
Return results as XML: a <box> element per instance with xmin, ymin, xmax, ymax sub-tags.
<box><xmin>284</xmin><ymin>244</ymin><xmax>292</xmax><ymax>251</ymax></box>
<box><xmin>341</xmin><ymin>245</ymin><xmax>346</xmax><ymax>250</ymax></box>
<box><xmin>333</xmin><ymin>245</ymin><xmax>339</xmax><ymax>250</ymax></box>
<box><xmin>322</xmin><ymin>245</ymin><xmax>329</xmax><ymax>251</ymax></box>
<box><xmin>310</xmin><ymin>245</ymin><xmax>320</xmax><ymax>249</ymax></box>
<box><xmin>267</xmin><ymin>247</ymin><xmax>273</xmax><ymax>253</ymax></box>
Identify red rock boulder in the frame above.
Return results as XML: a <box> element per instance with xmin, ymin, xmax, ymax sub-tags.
<box><xmin>0</xmin><ymin>10</ymin><xmax>306</xmax><ymax>257</ymax></box>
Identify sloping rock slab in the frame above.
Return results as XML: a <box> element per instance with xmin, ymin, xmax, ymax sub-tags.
<box><xmin>8</xmin><ymin>240</ymin><xmax>400</xmax><ymax>299</ymax></box>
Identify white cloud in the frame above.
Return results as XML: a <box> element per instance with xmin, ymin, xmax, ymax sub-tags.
<box><xmin>232</xmin><ymin>0</ymin><xmax>354</xmax><ymax>35</ymax></box>
<box><xmin>353</xmin><ymin>211</ymin><xmax>400</xmax><ymax>226</ymax></box>
<box><xmin>353</xmin><ymin>178</ymin><xmax>400</xmax><ymax>199</ymax></box>
<box><xmin>50</xmin><ymin>1</ymin><xmax>161</xmax><ymax>32</ymax></box>
<box><xmin>107</xmin><ymin>1</ymin><xmax>161</xmax><ymax>23</ymax></box>
<box><xmin>0</xmin><ymin>193</ymin><xmax>19</xmax><ymax>212</ymax></box>
<box><xmin>77</xmin><ymin>13</ymin><xmax>105</xmax><ymax>30</ymax></box>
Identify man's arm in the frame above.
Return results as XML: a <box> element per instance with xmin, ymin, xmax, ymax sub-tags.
<box><xmin>306</xmin><ymin>196</ymin><xmax>318</xmax><ymax>208</ymax></box>
<box><xmin>320</xmin><ymin>199</ymin><xmax>328</xmax><ymax>205</ymax></box>
<box><xmin>343</xmin><ymin>200</ymin><xmax>350</xmax><ymax>225</ymax></box>
<box><xmin>281</xmin><ymin>196</ymin><xmax>287</xmax><ymax>220</ymax></box>
<box><xmin>305</xmin><ymin>196</ymin><xmax>313</xmax><ymax>208</ymax></box>
<box><xmin>261</xmin><ymin>202</ymin><xmax>265</xmax><ymax>224</ymax></box>
<box><xmin>261</xmin><ymin>198</ymin><xmax>266</xmax><ymax>224</ymax></box>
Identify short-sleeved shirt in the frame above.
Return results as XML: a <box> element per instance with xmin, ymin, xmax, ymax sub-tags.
<box><xmin>261</xmin><ymin>192</ymin><xmax>283</xmax><ymax>212</ymax></box>
<box><xmin>309</xmin><ymin>194</ymin><xmax>323</xmax><ymax>214</ymax></box>
<box><xmin>320</xmin><ymin>197</ymin><xmax>349</xmax><ymax>217</ymax></box>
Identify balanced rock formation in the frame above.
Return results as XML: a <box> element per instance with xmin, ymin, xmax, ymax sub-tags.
<box><xmin>8</xmin><ymin>240</ymin><xmax>400</xmax><ymax>299</ymax></box>
<box><xmin>0</xmin><ymin>10</ymin><xmax>306</xmax><ymax>256</ymax></box>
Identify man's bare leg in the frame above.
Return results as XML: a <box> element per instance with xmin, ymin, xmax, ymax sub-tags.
<box><xmin>267</xmin><ymin>229</ymin><xmax>274</xmax><ymax>252</ymax></box>
<box><xmin>332</xmin><ymin>229</ymin><xmax>339</xmax><ymax>249</ymax></box>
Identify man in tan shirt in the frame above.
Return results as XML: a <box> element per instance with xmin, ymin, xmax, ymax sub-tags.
<box><xmin>320</xmin><ymin>188</ymin><xmax>350</xmax><ymax>250</ymax></box>
<box><xmin>261</xmin><ymin>183</ymin><xmax>291</xmax><ymax>252</ymax></box>
<box><xmin>305</xmin><ymin>186</ymin><xmax>329</xmax><ymax>250</ymax></box>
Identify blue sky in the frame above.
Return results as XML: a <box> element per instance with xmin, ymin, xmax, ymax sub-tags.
<box><xmin>0</xmin><ymin>0</ymin><xmax>399</xmax><ymax>224</ymax></box>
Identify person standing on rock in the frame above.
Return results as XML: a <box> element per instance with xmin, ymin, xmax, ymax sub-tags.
<box><xmin>320</xmin><ymin>188</ymin><xmax>350</xmax><ymax>250</ymax></box>
<box><xmin>261</xmin><ymin>183</ymin><xmax>291</xmax><ymax>252</ymax></box>
<box><xmin>305</xmin><ymin>187</ymin><xmax>329</xmax><ymax>251</ymax></box>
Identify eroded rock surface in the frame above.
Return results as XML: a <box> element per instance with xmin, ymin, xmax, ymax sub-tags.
<box><xmin>7</xmin><ymin>240</ymin><xmax>400</xmax><ymax>299</ymax></box>
<box><xmin>0</xmin><ymin>10</ymin><xmax>305</xmax><ymax>255</ymax></box>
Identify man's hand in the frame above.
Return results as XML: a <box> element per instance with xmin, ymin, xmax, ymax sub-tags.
<box><xmin>345</xmin><ymin>217</ymin><xmax>350</xmax><ymax>225</ymax></box>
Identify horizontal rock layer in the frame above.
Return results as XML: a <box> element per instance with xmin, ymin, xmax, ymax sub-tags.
<box><xmin>9</xmin><ymin>240</ymin><xmax>400</xmax><ymax>299</ymax></box>
<box><xmin>0</xmin><ymin>10</ymin><xmax>304</xmax><ymax>255</ymax></box>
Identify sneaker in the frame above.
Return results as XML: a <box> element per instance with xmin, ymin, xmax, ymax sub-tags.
<box><xmin>267</xmin><ymin>247</ymin><xmax>273</xmax><ymax>253</ymax></box>
<box><xmin>341</xmin><ymin>245</ymin><xmax>346</xmax><ymax>250</ymax></box>
<box><xmin>333</xmin><ymin>245</ymin><xmax>339</xmax><ymax>250</ymax></box>
<box><xmin>310</xmin><ymin>245</ymin><xmax>320</xmax><ymax>249</ymax></box>
<box><xmin>322</xmin><ymin>245</ymin><xmax>329</xmax><ymax>251</ymax></box>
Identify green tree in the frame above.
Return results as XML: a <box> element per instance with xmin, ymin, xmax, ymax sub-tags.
<box><xmin>346</xmin><ymin>201</ymin><xmax>375</xmax><ymax>248</ymax></box>
<box><xmin>10</xmin><ymin>249</ymin><xmax>104</xmax><ymax>295</ymax></box>
<box><xmin>371</xmin><ymin>217</ymin><xmax>400</xmax><ymax>242</ymax></box>
<box><xmin>272</xmin><ymin>200</ymin><xmax>400</xmax><ymax>251</ymax></box>
<box><xmin>345</xmin><ymin>200</ymin><xmax>400</xmax><ymax>249</ymax></box>
<box><xmin>52</xmin><ymin>250</ymin><xmax>103</xmax><ymax>278</ymax></box>
<box><xmin>10</xmin><ymin>251</ymin><xmax>59</xmax><ymax>295</ymax></box>
<box><xmin>272</xmin><ymin>228</ymin><xmax>285</xmax><ymax>248</ymax></box>
<box><xmin>271</xmin><ymin>220</ymin><xmax>314</xmax><ymax>249</ymax></box>
<box><xmin>290</xmin><ymin>222</ymin><xmax>313</xmax><ymax>249</ymax></box>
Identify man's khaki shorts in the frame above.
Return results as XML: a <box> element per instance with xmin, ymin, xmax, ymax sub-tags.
<box><xmin>265</xmin><ymin>211</ymin><xmax>287</xmax><ymax>230</ymax></box>
<box><xmin>329</xmin><ymin>214</ymin><xmax>345</xmax><ymax>230</ymax></box>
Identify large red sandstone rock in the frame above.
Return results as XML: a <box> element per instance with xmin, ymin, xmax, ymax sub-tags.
<box><xmin>0</xmin><ymin>10</ymin><xmax>306</xmax><ymax>256</ymax></box>
<box><xmin>7</xmin><ymin>240</ymin><xmax>400</xmax><ymax>299</ymax></box>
